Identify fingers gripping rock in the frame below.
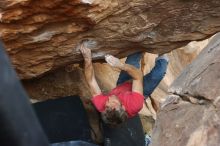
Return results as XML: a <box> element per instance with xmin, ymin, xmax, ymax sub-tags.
<box><xmin>82</xmin><ymin>39</ymin><xmax>97</xmax><ymax>49</ymax></box>
<box><xmin>78</xmin><ymin>41</ymin><xmax>93</xmax><ymax>61</ymax></box>
<box><xmin>76</xmin><ymin>39</ymin><xmax>97</xmax><ymax>52</ymax></box>
<box><xmin>105</xmin><ymin>55</ymin><xmax>123</xmax><ymax>68</ymax></box>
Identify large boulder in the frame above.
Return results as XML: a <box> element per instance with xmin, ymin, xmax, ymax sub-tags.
<box><xmin>151</xmin><ymin>33</ymin><xmax>220</xmax><ymax>146</ymax></box>
<box><xmin>169</xmin><ymin>33</ymin><xmax>220</xmax><ymax>101</ymax></box>
<box><xmin>0</xmin><ymin>0</ymin><xmax>220</xmax><ymax>79</ymax></box>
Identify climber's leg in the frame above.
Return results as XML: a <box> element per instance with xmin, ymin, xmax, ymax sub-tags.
<box><xmin>143</xmin><ymin>54</ymin><xmax>169</xmax><ymax>98</ymax></box>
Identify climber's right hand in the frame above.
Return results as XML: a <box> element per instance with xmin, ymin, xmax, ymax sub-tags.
<box><xmin>79</xmin><ymin>43</ymin><xmax>92</xmax><ymax>62</ymax></box>
<box><xmin>105</xmin><ymin>54</ymin><xmax>124</xmax><ymax>69</ymax></box>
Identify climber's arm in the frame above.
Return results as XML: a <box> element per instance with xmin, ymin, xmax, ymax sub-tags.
<box><xmin>105</xmin><ymin>55</ymin><xmax>143</xmax><ymax>95</ymax></box>
<box><xmin>121</xmin><ymin>64</ymin><xmax>143</xmax><ymax>95</ymax></box>
<box><xmin>79</xmin><ymin>43</ymin><xmax>101</xmax><ymax>97</ymax></box>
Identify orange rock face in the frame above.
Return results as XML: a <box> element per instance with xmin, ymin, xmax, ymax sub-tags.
<box><xmin>0</xmin><ymin>0</ymin><xmax>220</xmax><ymax>79</ymax></box>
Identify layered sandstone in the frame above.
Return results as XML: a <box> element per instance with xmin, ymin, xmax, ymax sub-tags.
<box><xmin>0</xmin><ymin>0</ymin><xmax>220</xmax><ymax>79</ymax></box>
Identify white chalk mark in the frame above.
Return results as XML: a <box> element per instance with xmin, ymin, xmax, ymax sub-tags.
<box><xmin>32</xmin><ymin>31</ymin><xmax>55</xmax><ymax>42</ymax></box>
<box><xmin>81</xmin><ymin>0</ymin><xmax>94</xmax><ymax>4</ymax></box>
<box><xmin>92</xmin><ymin>52</ymin><xmax>106</xmax><ymax>58</ymax></box>
<box><xmin>83</xmin><ymin>40</ymin><xmax>97</xmax><ymax>48</ymax></box>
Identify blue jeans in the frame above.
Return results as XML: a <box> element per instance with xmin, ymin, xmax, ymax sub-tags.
<box><xmin>116</xmin><ymin>52</ymin><xmax>168</xmax><ymax>99</ymax></box>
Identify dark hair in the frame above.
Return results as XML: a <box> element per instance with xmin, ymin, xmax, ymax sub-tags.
<box><xmin>101</xmin><ymin>106</ymin><xmax>128</xmax><ymax>127</ymax></box>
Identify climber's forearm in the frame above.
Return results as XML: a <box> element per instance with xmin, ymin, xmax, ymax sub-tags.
<box><xmin>84</xmin><ymin>61</ymin><xmax>93</xmax><ymax>82</ymax></box>
<box><xmin>84</xmin><ymin>61</ymin><xmax>101</xmax><ymax>96</ymax></box>
<box><xmin>104</xmin><ymin>54</ymin><xmax>143</xmax><ymax>94</ymax></box>
<box><xmin>120</xmin><ymin>63</ymin><xmax>143</xmax><ymax>80</ymax></box>
<box><xmin>79</xmin><ymin>41</ymin><xmax>101</xmax><ymax>96</ymax></box>
<box><xmin>120</xmin><ymin>64</ymin><xmax>143</xmax><ymax>94</ymax></box>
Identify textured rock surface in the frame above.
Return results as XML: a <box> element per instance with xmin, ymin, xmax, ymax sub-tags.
<box><xmin>1</xmin><ymin>0</ymin><xmax>220</xmax><ymax>79</ymax></box>
<box><xmin>151</xmin><ymin>33</ymin><xmax>220</xmax><ymax>146</ymax></box>
<box><xmin>151</xmin><ymin>102</ymin><xmax>220</xmax><ymax>146</ymax></box>
<box><xmin>23</xmin><ymin>38</ymin><xmax>208</xmax><ymax>141</ymax></box>
<box><xmin>169</xmin><ymin>33</ymin><xmax>220</xmax><ymax>101</ymax></box>
<box><xmin>23</xmin><ymin>38</ymin><xmax>207</xmax><ymax>100</ymax></box>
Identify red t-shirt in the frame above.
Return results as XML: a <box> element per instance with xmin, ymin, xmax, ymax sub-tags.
<box><xmin>92</xmin><ymin>82</ymin><xmax>144</xmax><ymax>118</ymax></box>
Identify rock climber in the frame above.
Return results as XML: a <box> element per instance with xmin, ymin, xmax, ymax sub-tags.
<box><xmin>79</xmin><ymin>40</ymin><xmax>169</xmax><ymax>126</ymax></box>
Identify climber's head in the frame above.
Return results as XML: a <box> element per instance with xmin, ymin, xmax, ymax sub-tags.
<box><xmin>101</xmin><ymin>95</ymin><xmax>128</xmax><ymax>126</ymax></box>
